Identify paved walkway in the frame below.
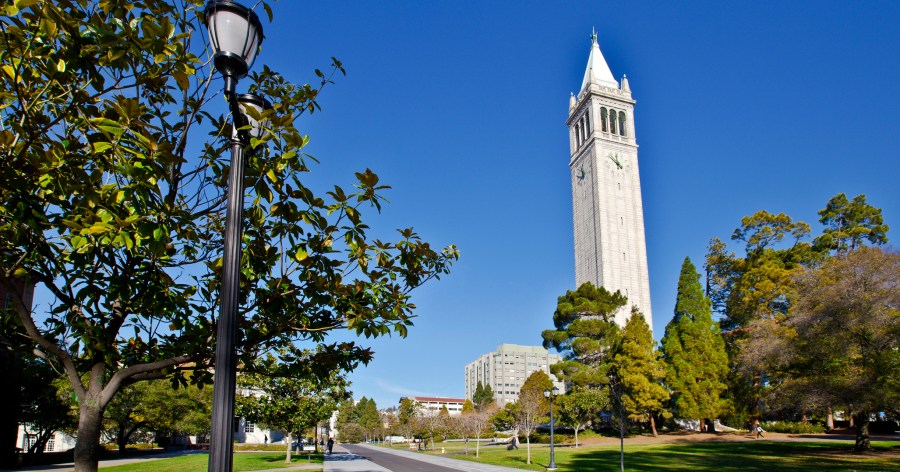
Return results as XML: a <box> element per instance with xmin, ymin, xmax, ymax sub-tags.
<box><xmin>326</xmin><ymin>444</ymin><xmax>526</xmax><ymax>472</ymax></box>
<box><xmin>323</xmin><ymin>445</ymin><xmax>390</xmax><ymax>472</ymax></box>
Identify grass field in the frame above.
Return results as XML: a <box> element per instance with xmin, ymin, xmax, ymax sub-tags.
<box><xmin>445</xmin><ymin>440</ymin><xmax>900</xmax><ymax>471</ymax></box>
<box><xmin>99</xmin><ymin>452</ymin><xmax>323</xmax><ymax>471</ymax></box>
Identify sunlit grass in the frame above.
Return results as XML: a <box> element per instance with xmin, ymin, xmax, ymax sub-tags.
<box><xmin>100</xmin><ymin>452</ymin><xmax>323</xmax><ymax>471</ymax></box>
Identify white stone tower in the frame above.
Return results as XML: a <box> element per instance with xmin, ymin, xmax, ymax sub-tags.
<box><xmin>568</xmin><ymin>32</ymin><xmax>653</xmax><ymax>332</ymax></box>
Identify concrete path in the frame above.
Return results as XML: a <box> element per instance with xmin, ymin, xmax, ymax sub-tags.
<box><xmin>330</xmin><ymin>444</ymin><xmax>526</xmax><ymax>472</ymax></box>
<box><xmin>324</xmin><ymin>444</ymin><xmax>391</xmax><ymax>472</ymax></box>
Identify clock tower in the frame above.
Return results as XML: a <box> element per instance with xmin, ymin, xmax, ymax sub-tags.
<box><xmin>568</xmin><ymin>32</ymin><xmax>653</xmax><ymax>332</ymax></box>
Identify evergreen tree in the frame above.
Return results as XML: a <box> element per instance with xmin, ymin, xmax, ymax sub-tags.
<box><xmin>614</xmin><ymin>310</ymin><xmax>670</xmax><ymax>436</ymax></box>
<box><xmin>661</xmin><ymin>257</ymin><xmax>728</xmax><ymax>431</ymax></box>
<box><xmin>542</xmin><ymin>282</ymin><xmax>625</xmax><ymax>388</ymax></box>
<box><xmin>473</xmin><ymin>381</ymin><xmax>494</xmax><ymax>411</ymax></box>
<box><xmin>813</xmin><ymin>193</ymin><xmax>889</xmax><ymax>253</ymax></box>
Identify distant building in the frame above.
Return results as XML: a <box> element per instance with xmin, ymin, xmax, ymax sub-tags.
<box><xmin>399</xmin><ymin>396</ymin><xmax>465</xmax><ymax>416</ymax></box>
<box><xmin>465</xmin><ymin>344</ymin><xmax>565</xmax><ymax>405</ymax></box>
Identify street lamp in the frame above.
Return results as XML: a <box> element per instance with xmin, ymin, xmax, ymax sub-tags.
<box><xmin>203</xmin><ymin>2</ymin><xmax>266</xmax><ymax>472</ymax></box>
<box><xmin>544</xmin><ymin>386</ymin><xmax>560</xmax><ymax>471</ymax></box>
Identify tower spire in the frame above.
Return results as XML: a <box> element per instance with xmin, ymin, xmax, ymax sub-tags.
<box><xmin>580</xmin><ymin>29</ymin><xmax>618</xmax><ymax>93</ymax></box>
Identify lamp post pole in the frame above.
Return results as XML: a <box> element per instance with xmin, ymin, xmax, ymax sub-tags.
<box><xmin>208</xmin><ymin>121</ymin><xmax>246</xmax><ymax>472</ymax></box>
<box><xmin>545</xmin><ymin>387</ymin><xmax>559</xmax><ymax>471</ymax></box>
<box><xmin>203</xmin><ymin>2</ymin><xmax>265</xmax><ymax>471</ymax></box>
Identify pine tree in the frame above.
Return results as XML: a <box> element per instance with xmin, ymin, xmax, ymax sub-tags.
<box><xmin>661</xmin><ymin>257</ymin><xmax>729</xmax><ymax>431</ymax></box>
<box><xmin>614</xmin><ymin>310</ymin><xmax>670</xmax><ymax>436</ymax></box>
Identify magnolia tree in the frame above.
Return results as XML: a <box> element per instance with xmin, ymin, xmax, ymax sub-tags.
<box><xmin>0</xmin><ymin>2</ymin><xmax>456</xmax><ymax>471</ymax></box>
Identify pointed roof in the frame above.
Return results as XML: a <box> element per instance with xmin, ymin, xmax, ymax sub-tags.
<box><xmin>580</xmin><ymin>30</ymin><xmax>618</xmax><ymax>92</ymax></box>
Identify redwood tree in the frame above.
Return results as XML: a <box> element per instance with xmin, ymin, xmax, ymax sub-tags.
<box><xmin>661</xmin><ymin>257</ymin><xmax>728</xmax><ymax>431</ymax></box>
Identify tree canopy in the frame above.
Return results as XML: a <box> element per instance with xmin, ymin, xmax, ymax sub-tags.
<box><xmin>738</xmin><ymin>247</ymin><xmax>899</xmax><ymax>451</ymax></box>
<box><xmin>0</xmin><ymin>2</ymin><xmax>456</xmax><ymax>470</ymax></box>
<box><xmin>542</xmin><ymin>282</ymin><xmax>624</xmax><ymax>388</ymax></box>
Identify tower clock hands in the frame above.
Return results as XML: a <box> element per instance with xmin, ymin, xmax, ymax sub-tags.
<box><xmin>608</xmin><ymin>153</ymin><xmax>623</xmax><ymax>169</ymax></box>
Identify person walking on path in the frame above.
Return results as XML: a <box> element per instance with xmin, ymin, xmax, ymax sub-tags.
<box><xmin>756</xmin><ymin>424</ymin><xmax>765</xmax><ymax>438</ymax></box>
<box><xmin>326</xmin><ymin>437</ymin><xmax>334</xmax><ymax>455</ymax></box>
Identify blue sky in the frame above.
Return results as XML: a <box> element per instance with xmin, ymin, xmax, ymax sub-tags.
<box><xmin>250</xmin><ymin>0</ymin><xmax>900</xmax><ymax>408</ymax></box>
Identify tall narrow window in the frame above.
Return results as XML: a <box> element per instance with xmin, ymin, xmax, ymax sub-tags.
<box><xmin>609</xmin><ymin>109</ymin><xmax>617</xmax><ymax>134</ymax></box>
<box><xmin>619</xmin><ymin>111</ymin><xmax>627</xmax><ymax>136</ymax></box>
<box><xmin>576</xmin><ymin>121</ymin><xmax>582</xmax><ymax>144</ymax></box>
<box><xmin>582</xmin><ymin>116</ymin><xmax>589</xmax><ymax>141</ymax></box>
<box><xmin>585</xmin><ymin>109</ymin><xmax>591</xmax><ymax>133</ymax></box>
<box><xmin>600</xmin><ymin>108</ymin><xmax>608</xmax><ymax>132</ymax></box>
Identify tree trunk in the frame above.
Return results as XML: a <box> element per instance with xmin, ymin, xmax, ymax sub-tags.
<box><xmin>74</xmin><ymin>402</ymin><xmax>104</xmax><ymax>472</ymax></box>
<box><xmin>574</xmin><ymin>426</ymin><xmax>580</xmax><ymax>448</ymax></box>
<box><xmin>853</xmin><ymin>413</ymin><xmax>871</xmax><ymax>452</ymax></box>
<box><xmin>525</xmin><ymin>434</ymin><xmax>531</xmax><ymax>464</ymax></box>
<box><xmin>650</xmin><ymin>415</ymin><xmax>658</xmax><ymax>437</ymax></box>
<box><xmin>285</xmin><ymin>432</ymin><xmax>292</xmax><ymax>464</ymax></box>
<box><xmin>475</xmin><ymin>433</ymin><xmax>480</xmax><ymax>458</ymax></box>
<box><xmin>825</xmin><ymin>407</ymin><xmax>834</xmax><ymax>431</ymax></box>
<box><xmin>117</xmin><ymin>425</ymin><xmax>128</xmax><ymax>453</ymax></box>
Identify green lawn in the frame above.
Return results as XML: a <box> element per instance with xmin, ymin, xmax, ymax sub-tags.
<box><xmin>443</xmin><ymin>441</ymin><xmax>900</xmax><ymax>471</ymax></box>
<box><xmin>100</xmin><ymin>452</ymin><xmax>323</xmax><ymax>472</ymax></box>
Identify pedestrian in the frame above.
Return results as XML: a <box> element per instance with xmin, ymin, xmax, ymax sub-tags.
<box><xmin>755</xmin><ymin>424</ymin><xmax>765</xmax><ymax>438</ymax></box>
<box><xmin>327</xmin><ymin>437</ymin><xmax>334</xmax><ymax>455</ymax></box>
<box><xmin>264</xmin><ymin>434</ymin><xmax>268</xmax><ymax>445</ymax></box>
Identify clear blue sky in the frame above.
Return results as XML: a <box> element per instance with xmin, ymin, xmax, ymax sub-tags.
<box><xmin>252</xmin><ymin>0</ymin><xmax>900</xmax><ymax>409</ymax></box>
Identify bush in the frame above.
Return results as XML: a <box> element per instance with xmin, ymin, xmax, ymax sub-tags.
<box><xmin>234</xmin><ymin>444</ymin><xmax>291</xmax><ymax>452</ymax></box>
<box><xmin>763</xmin><ymin>421</ymin><xmax>826</xmax><ymax>434</ymax></box>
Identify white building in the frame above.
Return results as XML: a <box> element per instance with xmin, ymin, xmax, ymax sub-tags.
<box><xmin>399</xmin><ymin>396</ymin><xmax>465</xmax><ymax>416</ymax></box>
<box><xmin>464</xmin><ymin>344</ymin><xmax>565</xmax><ymax>405</ymax></box>
<box><xmin>568</xmin><ymin>31</ymin><xmax>653</xmax><ymax>332</ymax></box>
<box><xmin>16</xmin><ymin>425</ymin><xmax>75</xmax><ymax>454</ymax></box>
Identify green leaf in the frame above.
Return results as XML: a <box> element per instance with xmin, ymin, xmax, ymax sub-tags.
<box><xmin>56</xmin><ymin>59</ymin><xmax>66</xmax><ymax>72</ymax></box>
<box><xmin>173</xmin><ymin>69</ymin><xmax>189</xmax><ymax>91</ymax></box>
<box><xmin>92</xmin><ymin>142</ymin><xmax>112</xmax><ymax>153</ymax></box>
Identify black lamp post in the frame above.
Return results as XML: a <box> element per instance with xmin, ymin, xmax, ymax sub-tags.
<box><xmin>203</xmin><ymin>2</ymin><xmax>266</xmax><ymax>472</ymax></box>
<box><xmin>544</xmin><ymin>386</ymin><xmax>560</xmax><ymax>471</ymax></box>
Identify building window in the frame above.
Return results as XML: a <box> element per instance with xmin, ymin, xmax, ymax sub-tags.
<box><xmin>245</xmin><ymin>421</ymin><xmax>255</xmax><ymax>433</ymax></box>
<box><xmin>600</xmin><ymin>108</ymin><xmax>608</xmax><ymax>132</ymax></box>
<box><xmin>610</xmin><ymin>110</ymin><xmax>617</xmax><ymax>134</ymax></box>
<box><xmin>45</xmin><ymin>436</ymin><xmax>55</xmax><ymax>452</ymax></box>
<box><xmin>618</xmin><ymin>111</ymin><xmax>627</xmax><ymax>137</ymax></box>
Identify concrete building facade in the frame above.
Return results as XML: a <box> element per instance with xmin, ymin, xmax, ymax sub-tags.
<box><xmin>568</xmin><ymin>31</ymin><xmax>653</xmax><ymax>332</ymax></box>
<box><xmin>399</xmin><ymin>396</ymin><xmax>465</xmax><ymax>416</ymax></box>
<box><xmin>464</xmin><ymin>344</ymin><xmax>565</xmax><ymax>405</ymax></box>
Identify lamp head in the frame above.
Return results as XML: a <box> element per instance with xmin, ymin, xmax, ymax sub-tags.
<box><xmin>204</xmin><ymin>0</ymin><xmax>264</xmax><ymax>94</ymax></box>
<box><xmin>236</xmin><ymin>93</ymin><xmax>272</xmax><ymax>144</ymax></box>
